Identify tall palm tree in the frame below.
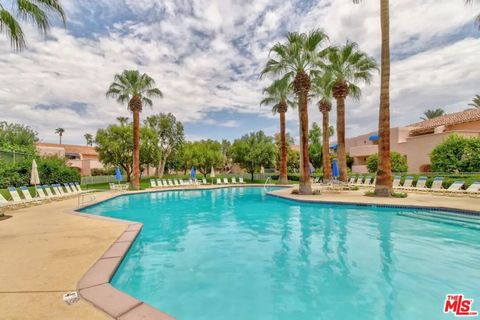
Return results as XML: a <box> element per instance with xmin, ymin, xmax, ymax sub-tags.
<box><xmin>117</xmin><ymin>116</ymin><xmax>130</xmax><ymax>125</ymax></box>
<box><xmin>0</xmin><ymin>0</ymin><xmax>65</xmax><ymax>51</ymax></box>
<box><xmin>261</xmin><ymin>29</ymin><xmax>329</xmax><ymax>195</ymax></box>
<box><xmin>326</xmin><ymin>41</ymin><xmax>377</xmax><ymax>183</ymax></box>
<box><xmin>469</xmin><ymin>94</ymin><xmax>480</xmax><ymax>108</ymax></box>
<box><xmin>465</xmin><ymin>0</ymin><xmax>480</xmax><ymax>29</ymax></box>
<box><xmin>84</xmin><ymin>133</ymin><xmax>93</xmax><ymax>146</ymax></box>
<box><xmin>55</xmin><ymin>127</ymin><xmax>64</xmax><ymax>144</ymax></box>
<box><xmin>106</xmin><ymin>70</ymin><xmax>163</xmax><ymax>190</ymax></box>
<box><xmin>312</xmin><ymin>72</ymin><xmax>335</xmax><ymax>181</ymax></box>
<box><xmin>260</xmin><ymin>77</ymin><xmax>295</xmax><ymax>184</ymax></box>
<box><xmin>421</xmin><ymin>108</ymin><xmax>445</xmax><ymax>120</ymax></box>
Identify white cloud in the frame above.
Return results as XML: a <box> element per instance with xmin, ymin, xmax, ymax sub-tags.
<box><xmin>0</xmin><ymin>0</ymin><xmax>479</xmax><ymax>144</ymax></box>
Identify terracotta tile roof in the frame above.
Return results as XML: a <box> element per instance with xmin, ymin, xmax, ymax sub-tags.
<box><xmin>36</xmin><ymin>142</ymin><xmax>98</xmax><ymax>156</ymax></box>
<box><xmin>409</xmin><ymin>108</ymin><xmax>480</xmax><ymax>136</ymax></box>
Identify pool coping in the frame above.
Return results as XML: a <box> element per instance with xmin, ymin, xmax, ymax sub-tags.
<box><xmin>71</xmin><ymin>184</ymin><xmax>479</xmax><ymax>319</ymax></box>
<box><xmin>72</xmin><ymin>184</ymin><xmax>278</xmax><ymax>319</ymax></box>
<box><xmin>266</xmin><ymin>189</ymin><xmax>480</xmax><ymax>215</ymax></box>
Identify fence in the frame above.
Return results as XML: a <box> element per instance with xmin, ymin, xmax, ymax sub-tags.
<box><xmin>81</xmin><ymin>175</ymin><xmax>122</xmax><ymax>185</ymax></box>
<box><xmin>0</xmin><ymin>149</ymin><xmax>30</xmax><ymax>165</ymax></box>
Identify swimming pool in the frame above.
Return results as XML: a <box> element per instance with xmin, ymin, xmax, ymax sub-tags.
<box><xmin>81</xmin><ymin>187</ymin><xmax>480</xmax><ymax>320</ymax></box>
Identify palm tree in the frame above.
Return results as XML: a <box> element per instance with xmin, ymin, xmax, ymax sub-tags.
<box><xmin>0</xmin><ymin>0</ymin><xmax>65</xmax><ymax>51</ymax></box>
<box><xmin>326</xmin><ymin>41</ymin><xmax>377</xmax><ymax>183</ymax></box>
<box><xmin>106</xmin><ymin>70</ymin><xmax>163</xmax><ymax>190</ymax></box>
<box><xmin>117</xmin><ymin>116</ymin><xmax>130</xmax><ymax>125</ymax></box>
<box><xmin>55</xmin><ymin>127</ymin><xmax>64</xmax><ymax>144</ymax></box>
<box><xmin>465</xmin><ymin>0</ymin><xmax>480</xmax><ymax>29</ymax></box>
<box><xmin>469</xmin><ymin>94</ymin><xmax>480</xmax><ymax>108</ymax></box>
<box><xmin>421</xmin><ymin>108</ymin><xmax>445</xmax><ymax>120</ymax></box>
<box><xmin>84</xmin><ymin>133</ymin><xmax>93</xmax><ymax>146</ymax></box>
<box><xmin>260</xmin><ymin>77</ymin><xmax>295</xmax><ymax>184</ymax></box>
<box><xmin>312</xmin><ymin>72</ymin><xmax>335</xmax><ymax>181</ymax></box>
<box><xmin>261</xmin><ymin>29</ymin><xmax>329</xmax><ymax>195</ymax></box>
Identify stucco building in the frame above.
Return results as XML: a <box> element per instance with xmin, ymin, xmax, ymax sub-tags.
<box><xmin>36</xmin><ymin>143</ymin><xmax>103</xmax><ymax>176</ymax></box>
<box><xmin>346</xmin><ymin>108</ymin><xmax>480</xmax><ymax>173</ymax></box>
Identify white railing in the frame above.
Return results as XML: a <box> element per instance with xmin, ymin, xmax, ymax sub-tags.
<box><xmin>77</xmin><ymin>193</ymin><xmax>96</xmax><ymax>207</ymax></box>
<box><xmin>81</xmin><ymin>175</ymin><xmax>118</xmax><ymax>185</ymax></box>
<box><xmin>263</xmin><ymin>177</ymin><xmax>272</xmax><ymax>193</ymax></box>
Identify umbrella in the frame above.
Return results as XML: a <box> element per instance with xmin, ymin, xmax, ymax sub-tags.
<box><xmin>368</xmin><ymin>134</ymin><xmax>379</xmax><ymax>141</ymax></box>
<box><xmin>30</xmin><ymin>159</ymin><xmax>40</xmax><ymax>186</ymax></box>
<box><xmin>329</xmin><ymin>143</ymin><xmax>338</xmax><ymax>151</ymax></box>
<box><xmin>115</xmin><ymin>167</ymin><xmax>123</xmax><ymax>183</ymax></box>
<box><xmin>190</xmin><ymin>166</ymin><xmax>196</xmax><ymax>180</ymax></box>
<box><xmin>210</xmin><ymin>166</ymin><xmax>215</xmax><ymax>177</ymax></box>
<box><xmin>332</xmin><ymin>159</ymin><xmax>339</xmax><ymax>179</ymax></box>
<box><xmin>260</xmin><ymin>166</ymin><xmax>265</xmax><ymax>174</ymax></box>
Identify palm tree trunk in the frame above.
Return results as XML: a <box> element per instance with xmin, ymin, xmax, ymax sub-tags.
<box><xmin>59</xmin><ymin>134</ymin><xmax>62</xmax><ymax>145</ymax></box>
<box><xmin>279</xmin><ymin>111</ymin><xmax>288</xmax><ymax>184</ymax></box>
<box><xmin>298</xmin><ymin>92</ymin><xmax>312</xmax><ymax>194</ymax></box>
<box><xmin>132</xmin><ymin>109</ymin><xmax>141</xmax><ymax>190</ymax></box>
<box><xmin>336</xmin><ymin>97</ymin><xmax>347</xmax><ymax>182</ymax></box>
<box><xmin>322</xmin><ymin>111</ymin><xmax>332</xmax><ymax>181</ymax></box>
<box><xmin>375</xmin><ymin>0</ymin><xmax>392</xmax><ymax>197</ymax></box>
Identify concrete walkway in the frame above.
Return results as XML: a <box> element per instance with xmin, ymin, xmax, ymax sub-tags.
<box><xmin>0</xmin><ymin>186</ymin><xmax>478</xmax><ymax>319</ymax></box>
<box><xmin>0</xmin><ymin>192</ymin><xmax>124</xmax><ymax>320</ymax></box>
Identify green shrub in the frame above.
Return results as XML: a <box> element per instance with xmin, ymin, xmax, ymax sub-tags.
<box><xmin>0</xmin><ymin>156</ymin><xmax>79</xmax><ymax>188</ymax></box>
<box><xmin>366</xmin><ymin>152</ymin><xmax>408</xmax><ymax>173</ymax></box>
<box><xmin>430</xmin><ymin>135</ymin><xmax>480</xmax><ymax>172</ymax></box>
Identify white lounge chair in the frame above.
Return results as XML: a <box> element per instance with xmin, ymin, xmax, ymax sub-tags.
<box><xmin>69</xmin><ymin>183</ymin><xmax>79</xmax><ymax>193</ymax></box>
<box><xmin>363</xmin><ymin>176</ymin><xmax>373</xmax><ymax>186</ymax></box>
<box><xmin>43</xmin><ymin>185</ymin><xmax>56</xmax><ymax>198</ymax></box>
<box><xmin>74</xmin><ymin>182</ymin><xmax>83</xmax><ymax>192</ymax></box>
<box><xmin>438</xmin><ymin>181</ymin><xmax>464</xmax><ymax>194</ymax></box>
<box><xmin>397</xmin><ymin>176</ymin><xmax>414</xmax><ymax>190</ymax></box>
<box><xmin>223</xmin><ymin>177</ymin><xmax>229</xmax><ymax>184</ymax></box>
<box><xmin>355</xmin><ymin>176</ymin><xmax>364</xmax><ymax>186</ymax></box>
<box><xmin>150</xmin><ymin>179</ymin><xmax>157</xmax><ymax>188</ymax></box>
<box><xmin>231</xmin><ymin>177</ymin><xmax>237</xmax><ymax>184</ymax></box>
<box><xmin>348</xmin><ymin>177</ymin><xmax>356</xmax><ymax>184</ymax></box>
<box><xmin>0</xmin><ymin>192</ymin><xmax>9</xmax><ymax>207</ymax></box>
<box><xmin>429</xmin><ymin>177</ymin><xmax>444</xmax><ymax>192</ymax></box>
<box><xmin>465</xmin><ymin>182</ymin><xmax>480</xmax><ymax>195</ymax></box>
<box><xmin>8</xmin><ymin>187</ymin><xmax>25</xmax><ymax>204</ymax></box>
<box><xmin>239</xmin><ymin>177</ymin><xmax>245</xmax><ymax>184</ymax></box>
<box><xmin>35</xmin><ymin>186</ymin><xmax>48</xmax><ymax>200</ymax></box>
<box><xmin>216</xmin><ymin>178</ymin><xmax>222</xmax><ymax>185</ymax></box>
<box><xmin>19</xmin><ymin>186</ymin><xmax>36</xmax><ymax>202</ymax></box>
<box><xmin>167</xmin><ymin>179</ymin><xmax>173</xmax><ymax>186</ymax></box>
<box><xmin>174</xmin><ymin>179</ymin><xmax>180</xmax><ymax>186</ymax></box>
<box><xmin>63</xmin><ymin>183</ymin><xmax>74</xmax><ymax>194</ymax></box>
<box><xmin>411</xmin><ymin>176</ymin><xmax>427</xmax><ymax>191</ymax></box>
<box><xmin>392</xmin><ymin>176</ymin><xmax>401</xmax><ymax>187</ymax></box>
<box><xmin>202</xmin><ymin>178</ymin><xmax>207</xmax><ymax>184</ymax></box>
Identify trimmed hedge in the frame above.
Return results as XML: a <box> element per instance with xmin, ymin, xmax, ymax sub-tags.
<box><xmin>0</xmin><ymin>156</ymin><xmax>80</xmax><ymax>188</ymax></box>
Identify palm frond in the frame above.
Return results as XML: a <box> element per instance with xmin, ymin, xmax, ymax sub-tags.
<box><xmin>17</xmin><ymin>0</ymin><xmax>49</xmax><ymax>33</ymax></box>
<box><xmin>0</xmin><ymin>9</ymin><xmax>26</xmax><ymax>50</ymax></box>
<box><xmin>34</xmin><ymin>0</ymin><xmax>66</xmax><ymax>25</ymax></box>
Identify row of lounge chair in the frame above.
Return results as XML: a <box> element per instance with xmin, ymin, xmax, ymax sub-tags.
<box><xmin>0</xmin><ymin>182</ymin><xmax>85</xmax><ymax>207</ymax></box>
<box><xmin>349</xmin><ymin>175</ymin><xmax>480</xmax><ymax>195</ymax></box>
<box><xmin>150</xmin><ymin>177</ymin><xmax>246</xmax><ymax>188</ymax></box>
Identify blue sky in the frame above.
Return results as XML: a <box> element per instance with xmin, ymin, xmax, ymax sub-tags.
<box><xmin>0</xmin><ymin>0</ymin><xmax>479</xmax><ymax>145</ymax></box>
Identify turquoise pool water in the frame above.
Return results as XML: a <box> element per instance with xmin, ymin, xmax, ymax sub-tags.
<box><xmin>81</xmin><ymin>187</ymin><xmax>480</xmax><ymax>320</ymax></box>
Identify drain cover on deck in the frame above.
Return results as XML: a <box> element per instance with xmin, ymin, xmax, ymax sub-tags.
<box><xmin>63</xmin><ymin>291</ymin><xmax>80</xmax><ymax>305</ymax></box>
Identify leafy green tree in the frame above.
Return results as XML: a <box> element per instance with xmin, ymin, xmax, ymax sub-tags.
<box><xmin>0</xmin><ymin>121</ymin><xmax>38</xmax><ymax>153</ymax></box>
<box><xmin>367</xmin><ymin>152</ymin><xmax>408</xmax><ymax>173</ymax></box>
<box><xmin>430</xmin><ymin>135</ymin><xmax>480</xmax><ymax>172</ymax></box>
<box><xmin>327</xmin><ymin>41</ymin><xmax>378</xmax><ymax>183</ymax></box>
<box><xmin>262</xmin><ymin>29</ymin><xmax>329</xmax><ymax>194</ymax></box>
<box><xmin>55</xmin><ymin>127</ymin><xmax>64</xmax><ymax>144</ymax></box>
<box><xmin>84</xmin><ymin>133</ymin><xmax>93</xmax><ymax>146</ymax></box>
<box><xmin>106</xmin><ymin>70</ymin><xmax>163</xmax><ymax>189</ymax></box>
<box><xmin>260</xmin><ymin>77</ymin><xmax>295</xmax><ymax>184</ymax></box>
<box><xmin>468</xmin><ymin>94</ymin><xmax>480</xmax><ymax>108</ymax></box>
<box><xmin>287</xmin><ymin>149</ymin><xmax>300</xmax><ymax>173</ymax></box>
<box><xmin>0</xmin><ymin>0</ymin><xmax>65</xmax><ymax>51</ymax></box>
<box><xmin>145</xmin><ymin>113</ymin><xmax>184</xmax><ymax>176</ymax></box>
<box><xmin>421</xmin><ymin>108</ymin><xmax>445</xmax><ymax>120</ymax></box>
<box><xmin>230</xmin><ymin>131</ymin><xmax>277</xmax><ymax>181</ymax></box>
<box><xmin>308</xmin><ymin>122</ymin><xmax>322</xmax><ymax>169</ymax></box>
<box><xmin>95</xmin><ymin>124</ymin><xmax>160</xmax><ymax>181</ymax></box>
<box><xmin>185</xmin><ymin>140</ymin><xmax>223</xmax><ymax>177</ymax></box>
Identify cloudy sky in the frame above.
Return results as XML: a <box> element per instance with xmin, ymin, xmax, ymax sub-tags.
<box><xmin>0</xmin><ymin>0</ymin><xmax>479</xmax><ymax>145</ymax></box>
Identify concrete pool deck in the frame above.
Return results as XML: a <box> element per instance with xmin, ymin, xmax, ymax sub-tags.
<box><xmin>0</xmin><ymin>185</ymin><xmax>479</xmax><ymax>319</ymax></box>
